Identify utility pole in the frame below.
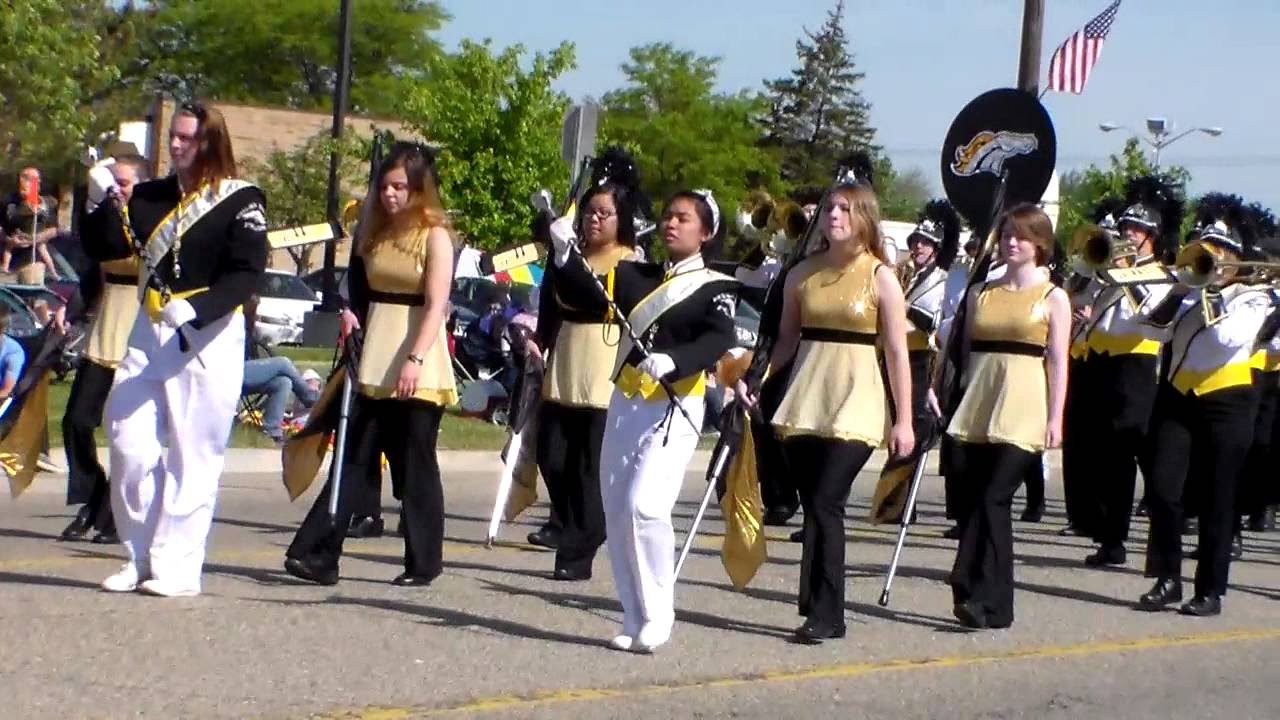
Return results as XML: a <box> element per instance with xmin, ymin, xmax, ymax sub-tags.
<box><xmin>1017</xmin><ymin>0</ymin><xmax>1045</xmax><ymax>94</ymax></box>
<box><xmin>320</xmin><ymin>0</ymin><xmax>354</xmax><ymax>311</ymax></box>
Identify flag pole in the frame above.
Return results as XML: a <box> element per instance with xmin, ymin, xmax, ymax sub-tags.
<box><xmin>1018</xmin><ymin>0</ymin><xmax>1046</xmax><ymax>94</ymax></box>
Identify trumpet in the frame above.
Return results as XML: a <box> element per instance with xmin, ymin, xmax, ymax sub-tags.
<box><xmin>1075</xmin><ymin>223</ymin><xmax>1134</xmax><ymax>271</ymax></box>
<box><xmin>1172</xmin><ymin>242</ymin><xmax>1280</xmax><ymax>289</ymax></box>
<box><xmin>735</xmin><ymin>191</ymin><xmax>810</xmax><ymax>255</ymax></box>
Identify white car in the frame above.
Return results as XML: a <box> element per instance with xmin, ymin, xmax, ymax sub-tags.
<box><xmin>254</xmin><ymin>269</ymin><xmax>319</xmax><ymax>346</ymax></box>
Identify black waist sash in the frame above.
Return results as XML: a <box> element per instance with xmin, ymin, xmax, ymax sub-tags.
<box><xmin>971</xmin><ymin>339</ymin><xmax>1045</xmax><ymax>357</ymax></box>
<box><xmin>105</xmin><ymin>273</ymin><xmax>139</xmax><ymax>285</ymax></box>
<box><xmin>368</xmin><ymin>289</ymin><xmax>424</xmax><ymax>307</ymax></box>
<box><xmin>800</xmin><ymin>327</ymin><xmax>877</xmax><ymax>345</ymax></box>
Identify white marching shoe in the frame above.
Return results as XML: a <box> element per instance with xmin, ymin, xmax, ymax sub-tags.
<box><xmin>633</xmin><ymin>623</ymin><xmax>671</xmax><ymax>654</ymax></box>
<box><xmin>608</xmin><ymin>634</ymin><xmax>634</xmax><ymax>652</ymax></box>
<box><xmin>101</xmin><ymin>563</ymin><xmax>142</xmax><ymax>593</ymax></box>
<box><xmin>138</xmin><ymin>578</ymin><xmax>200</xmax><ymax>598</ymax></box>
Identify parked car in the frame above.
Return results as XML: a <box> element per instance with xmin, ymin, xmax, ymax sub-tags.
<box><xmin>255</xmin><ymin>270</ymin><xmax>319</xmax><ymax>346</ymax></box>
<box><xmin>301</xmin><ymin>266</ymin><xmax>348</xmax><ymax>298</ymax></box>
<box><xmin>448</xmin><ymin>276</ymin><xmax>534</xmax><ymax>340</ymax></box>
<box><xmin>0</xmin><ymin>286</ymin><xmax>43</xmax><ymax>338</ymax></box>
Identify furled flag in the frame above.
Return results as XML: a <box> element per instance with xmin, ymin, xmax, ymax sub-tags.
<box><xmin>1046</xmin><ymin>0</ymin><xmax>1123</xmax><ymax>95</ymax></box>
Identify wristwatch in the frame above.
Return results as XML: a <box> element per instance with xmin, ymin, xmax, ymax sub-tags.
<box><xmin>406</xmin><ymin>353</ymin><xmax>424</xmax><ymax>366</ymax></box>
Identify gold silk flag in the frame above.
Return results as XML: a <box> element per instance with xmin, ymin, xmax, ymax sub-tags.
<box><xmin>1</xmin><ymin>373</ymin><xmax>51</xmax><ymax>498</ymax></box>
<box><xmin>282</xmin><ymin>366</ymin><xmax>349</xmax><ymax>500</ymax></box>
<box><xmin>720</xmin><ymin>422</ymin><xmax>766</xmax><ymax>589</ymax></box>
<box><xmin>500</xmin><ymin>414</ymin><xmax>541</xmax><ymax>522</ymax></box>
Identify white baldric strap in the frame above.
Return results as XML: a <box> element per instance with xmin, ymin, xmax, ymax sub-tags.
<box><xmin>139</xmin><ymin>178</ymin><xmax>256</xmax><ymax>299</ymax></box>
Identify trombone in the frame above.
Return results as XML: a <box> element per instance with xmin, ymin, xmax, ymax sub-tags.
<box><xmin>1172</xmin><ymin>242</ymin><xmax>1280</xmax><ymax>289</ymax></box>
<box><xmin>1073</xmin><ymin>223</ymin><xmax>1146</xmax><ymax>310</ymax></box>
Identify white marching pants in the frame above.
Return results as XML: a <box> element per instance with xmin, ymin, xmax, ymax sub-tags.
<box><xmin>600</xmin><ymin>389</ymin><xmax>704</xmax><ymax>639</ymax></box>
<box><xmin>107</xmin><ymin>312</ymin><xmax>245</xmax><ymax>591</ymax></box>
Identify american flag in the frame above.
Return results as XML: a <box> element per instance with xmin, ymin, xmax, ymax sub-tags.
<box><xmin>1046</xmin><ymin>0</ymin><xmax>1123</xmax><ymax>95</ymax></box>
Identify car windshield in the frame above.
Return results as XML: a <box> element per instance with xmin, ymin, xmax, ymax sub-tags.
<box><xmin>259</xmin><ymin>273</ymin><xmax>319</xmax><ymax>301</ymax></box>
<box><xmin>0</xmin><ymin>289</ymin><xmax>39</xmax><ymax>337</ymax></box>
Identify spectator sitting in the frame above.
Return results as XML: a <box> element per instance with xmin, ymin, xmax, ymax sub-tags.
<box><xmin>0</xmin><ymin>307</ymin><xmax>26</xmax><ymax>402</ymax></box>
<box><xmin>1</xmin><ymin>167</ymin><xmax>62</xmax><ymax>281</ymax></box>
<box><xmin>240</xmin><ymin>294</ymin><xmax>320</xmax><ymax>443</ymax></box>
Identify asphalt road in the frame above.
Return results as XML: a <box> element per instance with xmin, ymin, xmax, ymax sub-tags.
<box><xmin>1</xmin><ymin>450</ymin><xmax>1277</xmax><ymax>719</ymax></box>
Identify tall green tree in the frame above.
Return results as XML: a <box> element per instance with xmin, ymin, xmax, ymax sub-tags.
<box><xmin>0</xmin><ymin>0</ymin><xmax>119</xmax><ymax>177</ymax></box>
<box><xmin>243</xmin><ymin>128</ymin><xmax>371</xmax><ymax>273</ymax></box>
<box><xmin>1057</xmin><ymin>138</ymin><xmax>1192</xmax><ymax>246</ymax></box>
<box><xmin>140</xmin><ymin>0</ymin><xmax>449</xmax><ymax>115</ymax></box>
<box><xmin>600</xmin><ymin>43</ymin><xmax>782</xmax><ymax>227</ymax></box>
<box><xmin>400</xmin><ymin>40</ymin><xmax>575</xmax><ymax>250</ymax></box>
<box><xmin>761</xmin><ymin>0</ymin><xmax>878</xmax><ymax>188</ymax></box>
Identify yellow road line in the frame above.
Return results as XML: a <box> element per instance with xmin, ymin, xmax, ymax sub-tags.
<box><xmin>320</xmin><ymin>627</ymin><xmax>1280</xmax><ymax>719</ymax></box>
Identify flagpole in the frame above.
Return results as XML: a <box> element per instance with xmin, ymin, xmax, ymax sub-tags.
<box><xmin>1017</xmin><ymin>0</ymin><xmax>1046</xmax><ymax>94</ymax></box>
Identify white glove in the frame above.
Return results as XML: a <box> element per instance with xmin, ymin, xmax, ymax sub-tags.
<box><xmin>160</xmin><ymin>299</ymin><xmax>197</xmax><ymax>329</ymax></box>
<box><xmin>636</xmin><ymin>353</ymin><xmax>676</xmax><ymax>381</ymax></box>
<box><xmin>87</xmin><ymin>162</ymin><xmax>118</xmax><ymax>208</ymax></box>
<box><xmin>549</xmin><ymin>215</ymin><xmax>577</xmax><ymax>267</ymax></box>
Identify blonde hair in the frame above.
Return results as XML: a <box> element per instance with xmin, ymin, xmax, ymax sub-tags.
<box><xmin>821</xmin><ymin>183</ymin><xmax>890</xmax><ymax>265</ymax></box>
<box><xmin>363</xmin><ymin>143</ymin><xmax>451</xmax><ymax>252</ymax></box>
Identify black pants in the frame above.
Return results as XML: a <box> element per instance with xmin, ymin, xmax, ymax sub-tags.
<box><xmin>788</xmin><ymin>435</ymin><xmax>873</xmax><ymax>626</ymax></box>
<box><xmin>755</xmin><ymin>363</ymin><xmax>798</xmax><ymax>515</ymax></box>
<box><xmin>941</xmin><ymin>435</ymin><xmax>969</xmax><ymax>521</ymax></box>
<box><xmin>1084</xmin><ymin>352</ymin><xmax>1159</xmax><ymax>546</ymax></box>
<box><xmin>950</xmin><ymin>442</ymin><xmax>1038</xmax><ymax>626</ymax></box>
<box><xmin>1239</xmin><ymin>370</ymin><xmax>1279</xmax><ymax>518</ymax></box>
<box><xmin>1061</xmin><ymin>356</ymin><xmax>1099</xmax><ymax>534</ymax></box>
<box><xmin>61</xmin><ymin>360</ymin><xmax>115</xmax><ymax>530</ymax></box>
<box><xmin>536</xmin><ymin>401</ymin><xmax>606</xmax><ymax>575</ymax></box>
<box><xmin>289</xmin><ymin>396</ymin><xmax>445</xmax><ymax>578</ymax></box>
<box><xmin>1145</xmin><ymin>382</ymin><xmax>1257</xmax><ymax>597</ymax></box>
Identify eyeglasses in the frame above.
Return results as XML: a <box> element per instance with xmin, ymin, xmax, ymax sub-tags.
<box><xmin>586</xmin><ymin>209</ymin><xmax>617</xmax><ymax>220</ymax></box>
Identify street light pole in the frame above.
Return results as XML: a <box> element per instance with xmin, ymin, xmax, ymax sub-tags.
<box><xmin>320</xmin><ymin>0</ymin><xmax>354</xmax><ymax>312</ymax></box>
<box><xmin>1098</xmin><ymin>120</ymin><xmax>1223</xmax><ymax>169</ymax></box>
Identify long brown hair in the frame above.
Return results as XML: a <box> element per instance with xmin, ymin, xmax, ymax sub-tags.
<box><xmin>364</xmin><ymin>142</ymin><xmax>450</xmax><ymax>249</ymax></box>
<box><xmin>175</xmin><ymin>101</ymin><xmax>237</xmax><ymax>186</ymax></box>
<box><xmin>822</xmin><ymin>183</ymin><xmax>890</xmax><ymax>264</ymax></box>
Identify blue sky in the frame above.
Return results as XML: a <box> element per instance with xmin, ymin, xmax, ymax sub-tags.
<box><xmin>437</xmin><ymin>0</ymin><xmax>1279</xmax><ymax>208</ymax></box>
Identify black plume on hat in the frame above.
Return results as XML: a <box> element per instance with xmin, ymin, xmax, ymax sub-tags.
<box><xmin>589</xmin><ymin>145</ymin><xmax>641</xmax><ymax>192</ymax></box>
<box><xmin>1121</xmin><ymin>174</ymin><xmax>1185</xmax><ymax>258</ymax></box>
<box><xmin>1241</xmin><ymin>201</ymin><xmax>1277</xmax><ymax>261</ymax></box>
<box><xmin>1089</xmin><ymin>196</ymin><xmax>1127</xmax><ymax>230</ymax></box>
<box><xmin>1194</xmin><ymin>192</ymin><xmax>1248</xmax><ymax>256</ymax></box>
<box><xmin>912</xmin><ymin>199</ymin><xmax>962</xmax><ymax>270</ymax></box>
<box><xmin>836</xmin><ymin>150</ymin><xmax>875</xmax><ymax>188</ymax></box>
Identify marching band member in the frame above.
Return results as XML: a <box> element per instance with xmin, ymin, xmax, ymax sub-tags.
<box><xmin>1057</xmin><ymin>200</ymin><xmax>1118</xmax><ymax>538</ymax></box>
<box><xmin>901</xmin><ymin>200</ymin><xmax>960</xmax><ymax>447</ymax></box>
<box><xmin>1137</xmin><ymin>195</ymin><xmax>1269</xmax><ymax>616</ymax></box>
<box><xmin>60</xmin><ymin>154</ymin><xmax>148</xmax><ymax>545</ymax></box>
<box><xmin>83</xmin><ymin>102</ymin><xmax>268</xmax><ymax>597</ymax></box>
<box><xmin>1239</xmin><ymin>216</ymin><xmax>1280</xmax><ymax>536</ymax></box>
<box><xmin>535</xmin><ymin>172</ymin><xmax>644</xmax><ymax>581</ymax></box>
<box><xmin>944</xmin><ymin>203</ymin><xmax>1069</xmax><ymax>629</ymax></box>
<box><xmin>759</xmin><ymin>180</ymin><xmax>915</xmax><ymax>643</ymax></box>
<box><xmin>1078</xmin><ymin>177</ymin><xmax>1183</xmax><ymax>566</ymax></box>
<box><xmin>286</xmin><ymin>142</ymin><xmax>457</xmax><ymax>587</ymax></box>
<box><xmin>547</xmin><ymin>189</ymin><xmax>738</xmax><ymax>653</ymax></box>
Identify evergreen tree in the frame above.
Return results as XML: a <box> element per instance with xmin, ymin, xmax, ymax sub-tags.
<box><xmin>762</xmin><ymin>0</ymin><xmax>878</xmax><ymax>187</ymax></box>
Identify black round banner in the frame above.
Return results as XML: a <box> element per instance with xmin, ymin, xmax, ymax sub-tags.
<box><xmin>940</xmin><ymin>88</ymin><xmax>1056</xmax><ymax>235</ymax></box>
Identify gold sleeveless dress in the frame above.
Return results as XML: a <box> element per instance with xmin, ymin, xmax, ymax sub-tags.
<box><xmin>947</xmin><ymin>280</ymin><xmax>1054</xmax><ymax>452</ymax></box>
<box><xmin>85</xmin><ymin>257</ymin><xmax>141</xmax><ymax>368</ymax></box>
<box><xmin>772</xmin><ymin>252</ymin><xmax>888</xmax><ymax>446</ymax></box>
<box><xmin>543</xmin><ymin>245</ymin><xmax>631</xmax><ymax>409</ymax></box>
<box><xmin>356</xmin><ymin>227</ymin><xmax>458</xmax><ymax>406</ymax></box>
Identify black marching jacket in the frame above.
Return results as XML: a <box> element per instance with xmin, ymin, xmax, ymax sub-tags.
<box><xmin>81</xmin><ymin>176</ymin><xmax>268</xmax><ymax>328</ymax></box>
<box><xmin>552</xmin><ymin>253</ymin><xmax>739</xmax><ymax>383</ymax></box>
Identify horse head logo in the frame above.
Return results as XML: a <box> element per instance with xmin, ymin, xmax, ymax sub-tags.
<box><xmin>950</xmin><ymin>131</ymin><xmax>1038</xmax><ymax>178</ymax></box>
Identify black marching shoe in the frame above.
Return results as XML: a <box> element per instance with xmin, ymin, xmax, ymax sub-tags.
<box><xmin>1134</xmin><ymin>499</ymin><xmax>1149</xmax><ymax>517</ymax></box>
<box><xmin>1057</xmin><ymin>523</ymin><xmax>1082</xmax><ymax>537</ymax></box>
<box><xmin>1019</xmin><ymin>505</ymin><xmax>1044</xmax><ymax>523</ymax></box>
<box><xmin>346</xmin><ymin>516</ymin><xmax>384</xmax><ymax>539</ymax></box>
<box><xmin>789</xmin><ymin>529</ymin><xmax>805</xmax><ymax>543</ymax></box>
<box><xmin>1085</xmin><ymin>544</ymin><xmax>1127</xmax><ymax>567</ymax></box>
<box><xmin>1231</xmin><ymin>533</ymin><xmax>1244</xmax><ymax>560</ymax></box>
<box><xmin>391</xmin><ymin>573</ymin><xmax>434</xmax><ymax>587</ymax></box>
<box><xmin>762</xmin><ymin>505</ymin><xmax>799</xmax><ymax>527</ymax></box>
<box><xmin>1179</xmin><ymin>595</ymin><xmax>1222</xmax><ymax>617</ymax></box>
<box><xmin>942</xmin><ymin>524</ymin><xmax>963</xmax><ymax>540</ymax></box>
<box><xmin>284</xmin><ymin>556</ymin><xmax>339</xmax><ymax>586</ymax></box>
<box><xmin>91</xmin><ymin>529</ymin><xmax>120</xmax><ymax>544</ymax></box>
<box><xmin>59</xmin><ymin>507</ymin><xmax>94</xmax><ymax>542</ymax></box>
<box><xmin>953</xmin><ymin>601</ymin><xmax>988</xmax><ymax>629</ymax></box>
<box><xmin>793</xmin><ymin>617</ymin><xmax>846</xmax><ymax>644</ymax></box>
<box><xmin>1137</xmin><ymin>577</ymin><xmax>1183</xmax><ymax>611</ymax></box>
<box><xmin>526</xmin><ymin>524</ymin><xmax>561</xmax><ymax>549</ymax></box>
<box><xmin>552</xmin><ymin>566</ymin><xmax>591</xmax><ymax>582</ymax></box>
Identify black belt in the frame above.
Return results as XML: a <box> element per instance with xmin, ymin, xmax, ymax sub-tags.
<box><xmin>368</xmin><ymin>290</ymin><xmax>424</xmax><ymax>307</ymax></box>
<box><xmin>971</xmin><ymin>340</ymin><xmax>1045</xmax><ymax>357</ymax></box>
<box><xmin>105</xmin><ymin>273</ymin><xmax>138</xmax><ymax>285</ymax></box>
<box><xmin>800</xmin><ymin>327</ymin><xmax>877</xmax><ymax>345</ymax></box>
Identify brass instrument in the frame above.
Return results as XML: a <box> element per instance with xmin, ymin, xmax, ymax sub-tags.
<box><xmin>735</xmin><ymin>191</ymin><xmax>809</xmax><ymax>256</ymax></box>
<box><xmin>1075</xmin><ymin>223</ymin><xmax>1133</xmax><ymax>271</ymax></box>
<box><xmin>1172</xmin><ymin>241</ymin><xmax>1280</xmax><ymax>289</ymax></box>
